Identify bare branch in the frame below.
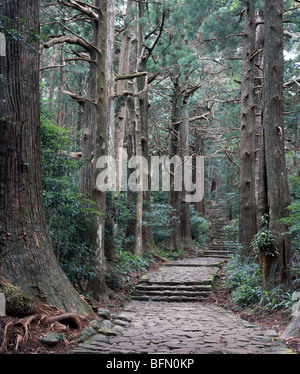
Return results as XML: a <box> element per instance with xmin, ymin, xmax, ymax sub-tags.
<box><xmin>44</xmin><ymin>35</ymin><xmax>95</xmax><ymax>53</ymax></box>
<box><xmin>145</xmin><ymin>11</ymin><xmax>166</xmax><ymax>60</ymax></box>
<box><xmin>64</xmin><ymin>57</ymin><xmax>96</xmax><ymax>64</ymax></box>
<box><xmin>63</xmin><ymin>90</ymin><xmax>96</xmax><ymax>105</ymax></box>
<box><xmin>57</xmin><ymin>0</ymin><xmax>98</xmax><ymax>20</ymax></box>
<box><xmin>40</xmin><ymin>64</ymin><xmax>65</xmax><ymax>71</ymax></box>
<box><xmin>115</xmin><ymin>72</ymin><xmax>149</xmax><ymax>81</ymax></box>
<box><xmin>42</xmin><ymin>8</ymin><xmax>99</xmax><ymax>53</ymax></box>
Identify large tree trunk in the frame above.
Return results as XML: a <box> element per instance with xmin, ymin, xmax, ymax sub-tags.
<box><xmin>0</xmin><ymin>0</ymin><xmax>92</xmax><ymax>314</ymax></box>
<box><xmin>238</xmin><ymin>1</ymin><xmax>257</xmax><ymax>258</ymax></box>
<box><xmin>259</xmin><ymin>0</ymin><xmax>291</xmax><ymax>290</ymax></box>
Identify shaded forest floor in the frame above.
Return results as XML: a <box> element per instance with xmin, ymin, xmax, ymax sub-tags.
<box><xmin>0</xmin><ymin>255</ymin><xmax>299</xmax><ymax>354</ymax></box>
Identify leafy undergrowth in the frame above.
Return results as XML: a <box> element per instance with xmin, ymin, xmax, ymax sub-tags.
<box><xmin>204</xmin><ymin>267</ymin><xmax>300</xmax><ymax>354</ymax></box>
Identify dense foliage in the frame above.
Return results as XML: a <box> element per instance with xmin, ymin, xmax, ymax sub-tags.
<box><xmin>39</xmin><ymin>0</ymin><xmax>299</xmax><ymax>298</ymax></box>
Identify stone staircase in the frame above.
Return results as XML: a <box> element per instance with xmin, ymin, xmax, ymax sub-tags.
<box><xmin>131</xmin><ymin>257</ymin><xmax>225</xmax><ymax>302</ymax></box>
<box><xmin>203</xmin><ymin>202</ymin><xmax>233</xmax><ymax>259</ymax></box>
<box><xmin>130</xmin><ymin>202</ymin><xmax>232</xmax><ymax>303</ymax></box>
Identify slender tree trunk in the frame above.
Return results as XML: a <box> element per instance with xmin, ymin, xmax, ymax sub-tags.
<box><xmin>114</xmin><ymin>0</ymin><xmax>133</xmax><ymax>191</ymax></box>
<box><xmin>254</xmin><ymin>10</ymin><xmax>264</xmax><ymax>207</ymax></box>
<box><xmin>134</xmin><ymin>83</ymin><xmax>144</xmax><ymax>257</ymax></box>
<box><xmin>259</xmin><ymin>0</ymin><xmax>291</xmax><ymax>290</ymax></box>
<box><xmin>56</xmin><ymin>45</ymin><xmax>65</xmax><ymax>127</ymax></box>
<box><xmin>238</xmin><ymin>1</ymin><xmax>257</xmax><ymax>258</ymax></box>
<box><xmin>0</xmin><ymin>0</ymin><xmax>92</xmax><ymax>314</ymax></box>
<box><xmin>104</xmin><ymin>0</ymin><xmax>117</xmax><ymax>261</ymax></box>
<box><xmin>168</xmin><ymin>74</ymin><xmax>183</xmax><ymax>251</ymax></box>
<box><xmin>181</xmin><ymin>95</ymin><xmax>196</xmax><ymax>251</ymax></box>
<box><xmin>193</xmin><ymin>125</ymin><xmax>206</xmax><ymax>217</ymax></box>
<box><xmin>86</xmin><ymin>0</ymin><xmax>109</xmax><ymax>301</ymax></box>
<box><xmin>137</xmin><ymin>2</ymin><xmax>158</xmax><ymax>253</ymax></box>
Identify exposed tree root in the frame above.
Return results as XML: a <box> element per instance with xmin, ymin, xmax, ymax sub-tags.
<box><xmin>41</xmin><ymin>312</ymin><xmax>86</xmax><ymax>329</ymax></box>
<box><xmin>0</xmin><ymin>315</ymin><xmax>37</xmax><ymax>351</ymax></box>
<box><xmin>0</xmin><ymin>311</ymin><xmax>87</xmax><ymax>352</ymax></box>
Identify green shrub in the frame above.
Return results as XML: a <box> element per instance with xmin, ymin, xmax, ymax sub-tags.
<box><xmin>148</xmin><ymin>202</ymin><xmax>176</xmax><ymax>244</ymax></box>
<box><xmin>261</xmin><ymin>288</ymin><xmax>295</xmax><ymax>313</ymax></box>
<box><xmin>190</xmin><ymin>206</ymin><xmax>209</xmax><ymax>247</ymax></box>
<box><xmin>105</xmin><ymin>251</ymin><xmax>154</xmax><ymax>290</ymax></box>
<box><xmin>225</xmin><ymin>255</ymin><xmax>262</xmax><ymax>309</ymax></box>
<box><xmin>222</xmin><ymin>218</ymin><xmax>239</xmax><ymax>245</ymax></box>
<box><xmin>251</xmin><ymin>214</ymin><xmax>277</xmax><ymax>257</ymax></box>
<box><xmin>41</xmin><ymin>108</ymin><xmax>97</xmax><ymax>288</ymax></box>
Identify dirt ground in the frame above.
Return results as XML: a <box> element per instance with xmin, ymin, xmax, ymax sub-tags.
<box><xmin>0</xmin><ymin>259</ymin><xmax>299</xmax><ymax>355</ymax></box>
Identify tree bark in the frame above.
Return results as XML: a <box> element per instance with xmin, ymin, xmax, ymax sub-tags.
<box><xmin>85</xmin><ymin>0</ymin><xmax>109</xmax><ymax>300</ymax></box>
<box><xmin>238</xmin><ymin>1</ymin><xmax>257</xmax><ymax>258</ymax></box>
<box><xmin>114</xmin><ymin>0</ymin><xmax>133</xmax><ymax>192</ymax></box>
<box><xmin>259</xmin><ymin>0</ymin><xmax>291</xmax><ymax>290</ymax></box>
<box><xmin>168</xmin><ymin>73</ymin><xmax>183</xmax><ymax>251</ymax></box>
<box><xmin>181</xmin><ymin>95</ymin><xmax>196</xmax><ymax>251</ymax></box>
<box><xmin>254</xmin><ymin>10</ymin><xmax>264</xmax><ymax>206</ymax></box>
<box><xmin>0</xmin><ymin>0</ymin><xmax>92</xmax><ymax>315</ymax></box>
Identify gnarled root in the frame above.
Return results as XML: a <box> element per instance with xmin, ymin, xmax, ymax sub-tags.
<box><xmin>41</xmin><ymin>312</ymin><xmax>86</xmax><ymax>329</ymax></box>
<box><xmin>0</xmin><ymin>315</ymin><xmax>37</xmax><ymax>351</ymax></box>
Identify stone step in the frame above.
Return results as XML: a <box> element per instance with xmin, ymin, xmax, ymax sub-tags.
<box><xmin>132</xmin><ymin>290</ymin><xmax>211</xmax><ymax>298</ymax></box>
<box><xmin>204</xmin><ymin>253</ymin><xmax>231</xmax><ymax>259</ymax></box>
<box><xmin>139</xmin><ymin>279</ymin><xmax>215</xmax><ymax>286</ymax></box>
<box><xmin>203</xmin><ymin>255</ymin><xmax>230</xmax><ymax>259</ymax></box>
<box><xmin>135</xmin><ymin>284</ymin><xmax>212</xmax><ymax>292</ymax></box>
<box><xmin>205</xmin><ymin>249</ymin><xmax>232</xmax><ymax>254</ymax></box>
<box><xmin>131</xmin><ymin>295</ymin><xmax>206</xmax><ymax>302</ymax></box>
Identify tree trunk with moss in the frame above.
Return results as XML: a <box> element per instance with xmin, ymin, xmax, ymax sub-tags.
<box><xmin>0</xmin><ymin>0</ymin><xmax>92</xmax><ymax>315</ymax></box>
<box><xmin>259</xmin><ymin>0</ymin><xmax>291</xmax><ymax>291</ymax></box>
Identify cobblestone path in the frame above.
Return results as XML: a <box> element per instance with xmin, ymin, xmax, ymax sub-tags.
<box><xmin>72</xmin><ymin>257</ymin><xmax>294</xmax><ymax>354</ymax></box>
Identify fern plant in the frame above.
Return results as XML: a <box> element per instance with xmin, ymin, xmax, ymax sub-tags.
<box><xmin>251</xmin><ymin>214</ymin><xmax>277</xmax><ymax>257</ymax></box>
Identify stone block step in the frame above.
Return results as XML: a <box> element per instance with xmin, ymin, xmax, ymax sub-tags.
<box><xmin>205</xmin><ymin>250</ymin><xmax>231</xmax><ymax>255</ymax></box>
<box><xmin>132</xmin><ymin>290</ymin><xmax>211</xmax><ymax>298</ymax></box>
<box><xmin>135</xmin><ymin>284</ymin><xmax>212</xmax><ymax>292</ymax></box>
<box><xmin>131</xmin><ymin>295</ymin><xmax>206</xmax><ymax>302</ymax></box>
<box><xmin>203</xmin><ymin>254</ymin><xmax>231</xmax><ymax>259</ymax></box>
<box><xmin>140</xmin><ymin>280</ymin><xmax>215</xmax><ymax>286</ymax></box>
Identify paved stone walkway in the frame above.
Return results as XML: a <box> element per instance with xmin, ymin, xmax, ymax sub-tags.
<box><xmin>72</xmin><ymin>257</ymin><xmax>294</xmax><ymax>354</ymax></box>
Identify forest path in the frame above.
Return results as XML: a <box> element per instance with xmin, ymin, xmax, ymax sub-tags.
<box><xmin>72</xmin><ymin>255</ymin><xmax>293</xmax><ymax>354</ymax></box>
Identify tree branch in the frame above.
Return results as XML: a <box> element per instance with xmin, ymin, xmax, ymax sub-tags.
<box><xmin>42</xmin><ymin>8</ymin><xmax>99</xmax><ymax>53</ymax></box>
<box><xmin>63</xmin><ymin>90</ymin><xmax>96</xmax><ymax>105</ymax></box>
<box><xmin>57</xmin><ymin>0</ymin><xmax>99</xmax><ymax>20</ymax></box>
<box><xmin>115</xmin><ymin>71</ymin><xmax>149</xmax><ymax>81</ymax></box>
<box><xmin>44</xmin><ymin>35</ymin><xmax>95</xmax><ymax>53</ymax></box>
<box><xmin>145</xmin><ymin>11</ymin><xmax>166</xmax><ymax>60</ymax></box>
<box><xmin>40</xmin><ymin>64</ymin><xmax>65</xmax><ymax>71</ymax></box>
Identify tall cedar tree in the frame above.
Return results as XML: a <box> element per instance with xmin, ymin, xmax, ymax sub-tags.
<box><xmin>259</xmin><ymin>0</ymin><xmax>292</xmax><ymax>290</ymax></box>
<box><xmin>0</xmin><ymin>0</ymin><xmax>92</xmax><ymax>314</ymax></box>
<box><xmin>239</xmin><ymin>1</ymin><xmax>257</xmax><ymax>257</ymax></box>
